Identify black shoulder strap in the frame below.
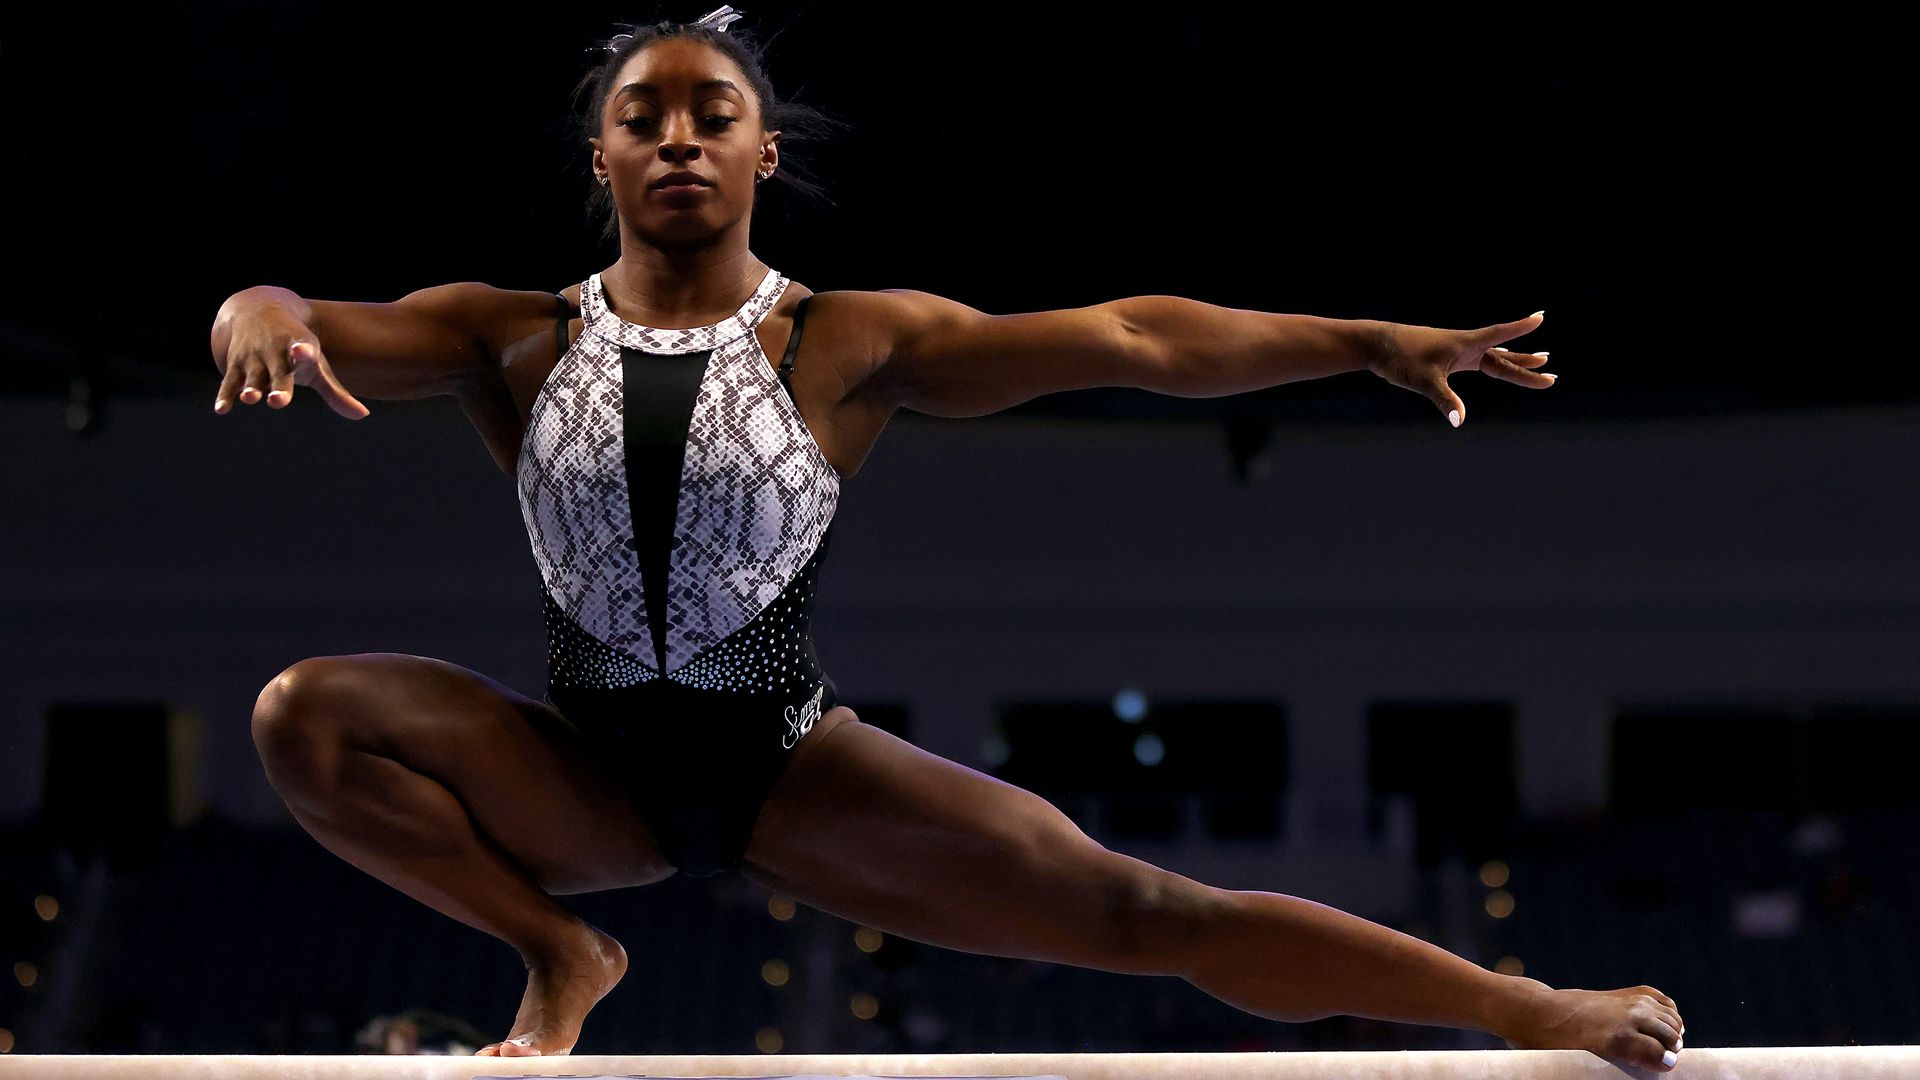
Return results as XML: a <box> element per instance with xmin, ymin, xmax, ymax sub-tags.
<box><xmin>554</xmin><ymin>293</ymin><xmax>573</xmax><ymax>362</ymax></box>
<box><xmin>777</xmin><ymin>294</ymin><xmax>813</xmax><ymax>401</ymax></box>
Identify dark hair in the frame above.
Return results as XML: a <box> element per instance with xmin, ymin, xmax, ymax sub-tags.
<box><xmin>570</xmin><ymin>13</ymin><xmax>851</xmax><ymax>244</ymax></box>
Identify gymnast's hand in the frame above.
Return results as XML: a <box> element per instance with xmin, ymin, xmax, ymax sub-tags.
<box><xmin>213</xmin><ymin>300</ymin><xmax>370</xmax><ymax>420</ymax></box>
<box><xmin>1364</xmin><ymin>311</ymin><xmax>1553</xmax><ymax>428</ymax></box>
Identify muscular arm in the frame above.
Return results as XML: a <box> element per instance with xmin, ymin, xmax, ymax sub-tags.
<box><xmin>209</xmin><ymin>281</ymin><xmax>511</xmax><ymax>402</ymax></box>
<box><xmin>1114</xmin><ymin>296</ymin><xmax>1395</xmax><ymax>397</ymax></box>
<box><xmin>854</xmin><ymin>289</ymin><xmax>1395</xmax><ymax>418</ymax></box>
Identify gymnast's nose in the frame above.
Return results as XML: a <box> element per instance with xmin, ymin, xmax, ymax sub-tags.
<box><xmin>658</xmin><ymin>117</ymin><xmax>704</xmax><ymax>164</ymax></box>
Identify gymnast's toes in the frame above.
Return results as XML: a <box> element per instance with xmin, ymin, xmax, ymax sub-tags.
<box><xmin>499</xmin><ymin>1035</ymin><xmax>547</xmax><ymax>1056</ymax></box>
<box><xmin>473</xmin><ymin>1032</ymin><xmax>569</xmax><ymax>1056</ymax></box>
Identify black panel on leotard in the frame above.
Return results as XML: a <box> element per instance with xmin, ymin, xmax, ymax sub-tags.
<box><xmin>620</xmin><ymin>346</ymin><xmax>712</xmax><ymax>673</ymax></box>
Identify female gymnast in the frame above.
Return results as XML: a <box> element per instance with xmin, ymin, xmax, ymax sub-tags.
<box><xmin>208</xmin><ymin>7</ymin><xmax>1685</xmax><ymax>1072</ymax></box>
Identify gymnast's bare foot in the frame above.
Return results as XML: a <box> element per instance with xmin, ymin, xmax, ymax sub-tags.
<box><xmin>1497</xmin><ymin>979</ymin><xmax>1687</xmax><ymax>1073</ymax></box>
<box><xmin>474</xmin><ymin>924</ymin><xmax>628</xmax><ymax>1057</ymax></box>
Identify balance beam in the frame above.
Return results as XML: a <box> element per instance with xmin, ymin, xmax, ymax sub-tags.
<box><xmin>0</xmin><ymin>1048</ymin><xmax>1914</xmax><ymax>1078</ymax></box>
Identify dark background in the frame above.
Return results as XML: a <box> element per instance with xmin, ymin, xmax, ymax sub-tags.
<box><xmin>2</xmin><ymin>1</ymin><xmax>1899</xmax><ymax>419</ymax></box>
<box><xmin>2</xmin><ymin>0</ymin><xmax>1913</xmax><ymax>1063</ymax></box>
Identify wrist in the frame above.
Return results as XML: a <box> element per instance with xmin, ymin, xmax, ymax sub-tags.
<box><xmin>1347</xmin><ymin>319</ymin><xmax>1400</xmax><ymax>376</ymax></box>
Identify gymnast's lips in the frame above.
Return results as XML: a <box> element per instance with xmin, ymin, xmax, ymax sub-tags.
<box><xmin>654</xmin><ymin>184</ymin><xmax>711</xmax><ymax>206</ymax></box>
<box><xmin>651</xmin><ymin>171</ymin><xmax>714</xmax><ymax>190</ymax></box>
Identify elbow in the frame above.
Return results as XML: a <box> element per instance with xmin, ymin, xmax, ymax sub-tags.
<box><xmin>1113</xmin><ymin>299</ymin><xmax>1186</xmax><ymax>397</ymax></box>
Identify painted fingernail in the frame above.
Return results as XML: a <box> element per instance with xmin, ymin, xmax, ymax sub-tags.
<box><xmin>214</xmin><ymin>399</ymin><xmax>226</xmax><ymax>411</ymax></box>
<box><xmin>1532</xmin><ymin>310</ymin><xmax>1545</xmax><ymax>319</ymax></box>
<box><xmin>1532</xmin><ymin>351</ymin><xmax>1550</xmax><ymax>358</ymax></box>
<box><xmin>1544</xmin><ymin>373</ymin><xmax>1558</xmax><ymax>381</ymax></box>
<box><xmin>1663</xmin><ymin>1050</ymin><xmax>1677</xmax><ymax>1067</ymax></box>
<box><xmin>1448</xmin><ymin>409</ymin><xmax>1461</xmax><ymax>428</ymax></box>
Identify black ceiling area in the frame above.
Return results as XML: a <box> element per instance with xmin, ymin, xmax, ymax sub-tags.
<box><xmin>0</xmin><ymin>1</ymin><xmax>1897</xmax><ymax>425</ymax></box>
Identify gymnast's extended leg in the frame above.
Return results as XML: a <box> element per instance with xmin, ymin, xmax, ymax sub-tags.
<box><xmin>250</xmin><ymin>652</ymin><xmax>677</xmax><ymax>1056</ymax></box>
<box><xmin>742</xmin><ymin>711</ymin><xmax>1687</xmax><ymax>1073</ymax></box>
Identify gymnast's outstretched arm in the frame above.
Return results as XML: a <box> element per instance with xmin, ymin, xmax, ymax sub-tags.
<box><xmin>843</xmin><ymin>287</ymin><xmax>1552</xmax><ymax>427</ymax></box>
<box><xmin>207</xmin><ymin>281</ymin><xmax>564</xmax><ymax>417</ymax></box>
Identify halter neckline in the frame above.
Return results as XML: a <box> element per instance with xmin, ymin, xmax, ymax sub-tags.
<box><xmin>581</xmin><ymin>266</ymin><xmax>789</xmax><ymax>355</ymax></box>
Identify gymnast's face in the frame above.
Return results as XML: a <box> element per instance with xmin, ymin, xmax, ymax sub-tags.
<box><xmin>590</xmin><ymin>39</ymin><xmax>778</xmax><ymax>243</ymax></box>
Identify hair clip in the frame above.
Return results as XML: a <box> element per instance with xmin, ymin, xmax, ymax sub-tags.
<box><xmin>594</xmin><ymin>6</ymin><xmax>744</xmax><ymax>55</ymax></box>
<box><xmin>689</xmin><ymin>5</ymin><xmax>746</xmax><ymax>32</ymax></box>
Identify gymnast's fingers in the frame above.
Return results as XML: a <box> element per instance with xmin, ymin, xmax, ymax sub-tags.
<box><xmin>236</xmin><ymin>354</ymin><xmax>269</xmax><ymax>407</ymax></box>
<box><xmin>263</xmin><ymin>343</ymin><xmax>296</xmax><ymax>409</ymax></box>
<box><xmin>1481</xmin><ymin>350</ymin><xmax>1557</xmax><ymax>387</ymax></box>
<box><xmin>214</xmin><ymin>355</ymin><xmax>247</xmax><ymax>414</ymax></box>
<box><xmin>1424</xmin><ymin>374</ymin><xmax>1466</xmax><ymax>428</ymax></box>
<box><xmin>293</xmin><ymin>340</ymin><xmax>371</xmax><ymax>420</ymax></box>
<box><xmin>215</xmin><ymin>302</ymin><xmax>274</xmax><ymax>412</ymax></box>
<box><xmin>1489</xmin><ymin>346</ymin><xmax>1551</xmax><ymax>368</ymax></box>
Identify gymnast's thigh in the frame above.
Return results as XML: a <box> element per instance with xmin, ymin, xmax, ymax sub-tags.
<box><xmin>254</xmin><ymin>652</ymin><xmax>679</xmax><ymax>893</ymax></box>
<box><xmin>738</xmin><ymin>713</ymin><xmax>1190</xmax><ymax>971</ymax></box>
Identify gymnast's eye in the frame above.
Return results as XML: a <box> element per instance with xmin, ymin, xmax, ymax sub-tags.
<box><xmin>619</xmin><ymin>116</ymin><xmax>739</xmax><ymax>131</ymax></box>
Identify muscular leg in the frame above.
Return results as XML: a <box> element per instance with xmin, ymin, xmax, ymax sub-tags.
<box><xmin>250</xmin><ymin>652</ymin><xmax>676</xmax><ymax>1056</ymax></box>
<box><xmin>742</xmin><ymin>708</ymin><xmax>1193</xmax><ymax>971</ymax></box>
<box><xmin>742</xmin><ymin>711</ymin><xmax>1687</xmax><ymax>1072</ymax></box>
